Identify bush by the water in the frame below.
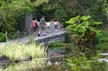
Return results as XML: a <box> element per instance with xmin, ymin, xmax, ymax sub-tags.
<box><xmin>0</xmin><ymin>32</ymin><xmax>6</xmax><ymax>42</ymax></box>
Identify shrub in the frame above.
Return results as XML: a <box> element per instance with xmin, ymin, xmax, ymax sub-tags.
<box><xmin>64</xmin><ymin>32</ymin><xmax>73</xmax><ymax>43</ymax></box>
<box><xmin>66</xmin><ymin>53</ymin><xmax>91</xmax><ymax>71</ymax></box>
<box><xmin>0</xmin><ymin>32</ymin><xmax>6</xmax><ymax>42</ymax></box>
<box><xmin>7</xmin><ymin>32</ymin><xmax>17</xmax><ymax>39</ymax></box>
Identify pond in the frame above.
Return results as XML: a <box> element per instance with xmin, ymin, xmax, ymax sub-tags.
<box><xmin>0</xmin><ymin>41</ymin><xmax>108</xmax><ymax>71</ymax></box>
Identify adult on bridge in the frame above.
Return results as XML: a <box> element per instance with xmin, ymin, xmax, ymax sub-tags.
<box><xmin>39</xmin><ymin>16</ymin><xmax>46</xmax><ymax>36</ymax></box>
<box><xmin>31</xmin><ymin>17</ymin><xmax>38</xmax><ymax>35</ymax></box>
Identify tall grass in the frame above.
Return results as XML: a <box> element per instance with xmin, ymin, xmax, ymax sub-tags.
<box><xmin>0</xmin><ymin>42</ymin><xmax>47</xmax><ymax>71</ymax></box>
<box><xmin>0</xmin><ymin>42</ymin><xmax>47</xmax><ymax>60</ymax></box>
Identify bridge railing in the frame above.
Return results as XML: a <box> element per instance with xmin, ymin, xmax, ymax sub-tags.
<box><xmin>4</xmin><ymin>22</ymin><xmax>65</xmax><ymax>42</ymax></box>
<box><xmin>5</xmin><ymin>31</ymin><xmax>27</xmax><ymax>42</ymax></box>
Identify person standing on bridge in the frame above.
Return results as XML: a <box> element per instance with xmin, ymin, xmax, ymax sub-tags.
<box><xmin>54</xmin><ymin>19</ymin><xmax>59</xmax><ymax>31</ymax></box>
<box><xmin>39</xmin><ymin>16</ymin><xmax>46</xmax><ymax>36</ymax></box>
<box><xmin>46</xmin><ymin>22</ymin><xmax>51</xmax><ymax>33</ymax></box>
<box><xmin>32</xmin><ymin>17</ymin><xmax>38</xmax><ymax>35</ymax></box>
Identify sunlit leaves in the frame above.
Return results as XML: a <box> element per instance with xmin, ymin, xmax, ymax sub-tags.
<box><xmin>65</xmin><ymin>16</ymin><xmax>102</xmax><ymax>38</ymax></box>
<box><xmin>66</xmin><ymin>16</ymin><xmax>80</xmax><ymax>24</ymax></box>
<box><xmin>66</xmin><ymin>24</ymin><xmax>77</xmax><ymax>31</ymax></box>
<box><xmin>81</xmin><ymin>16</ymin><xmax>91</xmax><ymax>21</ymax></box>
<box><xmin>33</xmin><ymin>0</ymin><xmax>49</xmax><ymax>7</ymax></box>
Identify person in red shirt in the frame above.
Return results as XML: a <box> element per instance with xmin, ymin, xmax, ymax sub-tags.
<box><xmin>32</xmin><ymin>17</ymin><xmax>38</xmax><ymax>34</ymax></box>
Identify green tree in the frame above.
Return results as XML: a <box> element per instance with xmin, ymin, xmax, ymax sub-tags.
<box><xmin>37</xmin><ymin>0</ymin><xmax>108</xmax><ymax>24</ymax></box>
<box><xmin>66</xmin><ymin>16</ymin><xmax>102</xmax><ymax>56</ymax></box>
<box><xmin>0</xmin><ymin>0</ymin><xmax>48</xmax><ymax>32</ymax></box>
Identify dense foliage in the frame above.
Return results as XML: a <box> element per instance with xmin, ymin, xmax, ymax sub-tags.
<box><xmin>0</xmin><ymin>0</ymin><xmax>49</xmax><ymax>41</ymax></box>
<box><xmin>0</xmin><ymin>0</ymin><xmax>48</xmax><ymax>32</ymax></box>
<box><xmin>1</xmin><ymin>0</ymin><xmax>108</xmax><ymax>32</ymax></box>
<box><xmin>0</xmin><ymin>32</ymin><xmax>6</xmax><ymax>42</ymax></box>
<box><xmin>37</xmin><ymin>0</ymin><xmax>108</xmax><ymax>22</ymax></box>
<box><xmin>66</xmin><ymin>16</ymin><xmax>102</xmax><ymax>55</ymax></box>
<box><xmin>0</xmin><ymin>0</ymin><xmax>108</xmax><ymax>33</ymax></box>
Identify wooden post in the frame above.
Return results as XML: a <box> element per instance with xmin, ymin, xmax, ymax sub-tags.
<box><xmin>25</xmin><ymin>14</ymin><xmax>32</xmax><ymax>35</ymax></box>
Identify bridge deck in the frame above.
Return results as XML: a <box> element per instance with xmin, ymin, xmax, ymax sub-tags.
<box><xmin>0</xmin><ymin>29</ymin><xmax>66</xmax><ymax>46</ymax></box>
<box><xmin>13</xmin><ymin>29</ymin><xmax>66</xmax><ymax>43</ymax></box>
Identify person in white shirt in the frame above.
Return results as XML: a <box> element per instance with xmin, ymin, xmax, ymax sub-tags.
<box><xmin>46</xmin><ymin>22</ymin><xmax>51</xmax><ymax>33</ymax></box>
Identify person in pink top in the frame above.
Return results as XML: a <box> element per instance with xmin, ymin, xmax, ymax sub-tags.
<box><xmin>54</xmin><ymin>19</ymin><xmax>59</xmax><ymax>31</ymax></box>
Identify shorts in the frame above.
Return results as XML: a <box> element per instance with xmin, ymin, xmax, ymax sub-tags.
<box><xmin>33</xmin><ymin>27</ymin><xmax>37</xmax><ymax>31</ymax></box>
